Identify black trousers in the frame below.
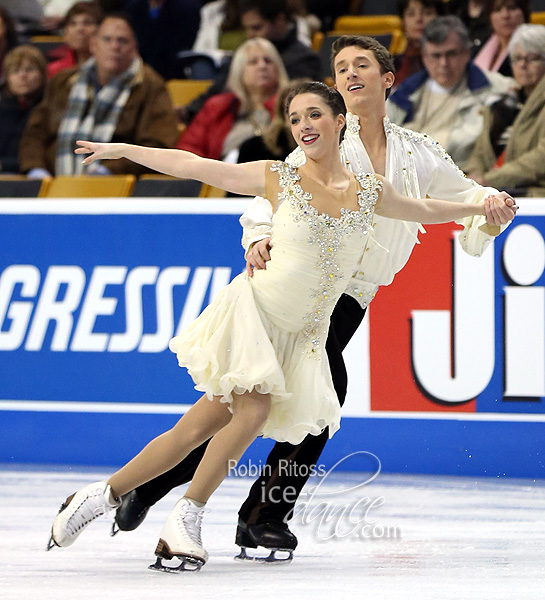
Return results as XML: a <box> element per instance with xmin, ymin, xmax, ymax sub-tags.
<box><xmin>135</xmin><ymin>294</ymin><xmax>366</xmax><ymax>525</ymax></box>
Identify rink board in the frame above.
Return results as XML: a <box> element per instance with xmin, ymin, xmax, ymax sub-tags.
<box><xmin>0</xmin><ymin>198</ymin><xmax>544</xmax><ymax>478</ymax></box>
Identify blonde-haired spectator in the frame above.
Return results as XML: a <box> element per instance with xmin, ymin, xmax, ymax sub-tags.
<box><xmin>177</xmin><ymin>37</ymin><xmax>288</xmax><ymax>161</ymax></box>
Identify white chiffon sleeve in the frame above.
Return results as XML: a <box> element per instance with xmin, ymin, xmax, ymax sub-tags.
<box><xmin>240</xmin><ymin>196</ymin><xmax>273</xmax><ymax>257</ymax></box>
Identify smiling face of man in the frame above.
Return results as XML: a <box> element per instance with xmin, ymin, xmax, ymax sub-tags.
<box><xmin>333</xmin><ymin>45</ymin><xmax>394</xmax><ymax>112</ymax></box>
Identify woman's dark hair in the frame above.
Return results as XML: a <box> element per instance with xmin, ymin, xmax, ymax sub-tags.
<box><xmin>222</xmin><ymin>0</ymin><xmax>242</xmax><ymax>33</ymax></box>
<box><xmin>0</xmin><ymin>6</ymin><xmax>19</xmax><ymax>54</ymax></box>
<box><xmin>62</xmin><ymin>1</ymin><xmax>102</xmax><ymax>28</ymax></box>
<box><xmin>284</xmin><ymin>81</ymin><xmax>346</xmax><ymax>117</ymax></box>
<box><xmin>285</xmin><ymin>81</ymin><xmax>347</xmax><ymax>143</ymax></box>
<box><xmin>483</xmin><ymin>0</ymin><xmax>530</xmax><ymax>23</ymax></box>
<box><xmin>396</xmin><ymin>0</ymin><xmax>446</xmax><ymax>18</ymax></box>
<box><xmin>97</xmin><ymin>11</ymin><xmax>136</xmax><ymax>36</ymax></box>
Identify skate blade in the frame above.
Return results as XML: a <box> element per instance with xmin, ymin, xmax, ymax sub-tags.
<box><xmin>234</xmin><ymin>546</ymin><xmax>293</xmax><ymax>564</ymax></box>
<box><xmin>148</xmin><ymin>556</ymin><xmax>204</xmax><ymax>573</ymax></box>
<box><xmin>46</xmin><ymin>497</ymin><xmax>73</xmax><ymax>551</ymax></box>
<box><xmin>46</xmin><ymin>534</ymin><xmax>57</xmax><ymax>551</ymax></box>
<box><xmin>110</xmin><ymin>521</ymin><xmax>119</xmax><ymax>537</ymax></box>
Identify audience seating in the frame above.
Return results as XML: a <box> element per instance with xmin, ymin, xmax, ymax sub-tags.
<box><xmin>199</xmin><ymin>183</ymin><xmax>227</xmax><ymax>198</ymax></box>
<box><xmin>30</xmin><ymin>35</ymin><xmax>65</xmax><ymax>58</ymax></box>
<box><xmin>0</xmin><ymin>175</ymin><xmax>50</xmax><ymax>198</ymax></box>
<box><xmin>333</xmin><ymin>15</ymin><xmax>402</xmax><ymax>35</ymax></box>
<box><xmin>42</xmin><ymin>175</ymin><xmax>136</xmax><ymax>197</ymax></box>
<box><xmin>166</xmin><ymin>79</ymin><xmax>214</xmax><ymax>107</ymax></box>
<box><xmin>132</xmin><ymin>174</ymin><xmax>202</xmax><ymax>197</ymax></box>
<box><xmin>531</xmin><ymin>12</ymin><xmax>545</xmax><ymax>25</ymax></box>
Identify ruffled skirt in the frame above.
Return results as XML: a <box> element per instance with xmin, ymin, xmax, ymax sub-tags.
<box><xmin>168</xmin><ymin>273</ymin><xmax>340</xmax><ymax>445</ymax></box>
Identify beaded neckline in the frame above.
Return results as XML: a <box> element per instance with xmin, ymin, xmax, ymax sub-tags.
<box><xmin>270</xmin><ymin>161</ymin><xmax>379</xmax><ymax>225</ymax></box>
<box><xmin>270</xmin><ymin>161</ymin><xmax>381</xmax><ymax>357</ymax></box>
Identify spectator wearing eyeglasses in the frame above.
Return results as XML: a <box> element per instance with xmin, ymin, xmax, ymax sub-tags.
<box><xmin>386</xmin><ymin>15</ymin><xmax>514</xmax><ymax>169</ymax></box>
<box><xmin>466</xmin><ymin>24</ymin><xmax>545</xmax><ymax>196</ymax></box>
<box><xmin>393</xmin><ymin>0</ymin><xmax>446</xmax><ymax>88</ymax></box>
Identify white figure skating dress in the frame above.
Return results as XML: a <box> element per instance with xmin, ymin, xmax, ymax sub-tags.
<box><xmin>169</xmin><ymin>161</ymin><xmax>381</xmax><ymax>445</ymax></box>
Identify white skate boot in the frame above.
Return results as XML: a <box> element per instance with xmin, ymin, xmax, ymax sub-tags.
<box><xmin>149</xmin><ymin>497</ymin><xmax>208</xmax><ymax>573</ymax></box>
<box><xmin>47</xmin><ymin>481</ymin><xmax>121</xmax><ymax>550</ymax></box>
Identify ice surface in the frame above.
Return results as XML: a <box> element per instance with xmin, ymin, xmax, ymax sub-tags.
<box><xmin>0</xmin><ymin>468</ymin><xmax>544</xmax><ymax>600</ymax></box>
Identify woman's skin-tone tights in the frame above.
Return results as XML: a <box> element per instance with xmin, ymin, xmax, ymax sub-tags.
<box><xmin>107</xmin><ymin>391</ymin><xmax>271</xmax><ymax>504</ymax></box>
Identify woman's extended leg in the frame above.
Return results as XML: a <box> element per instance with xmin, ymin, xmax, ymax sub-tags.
<box><xmin>185</xmin><ymin>390</ymin><xmax>272</xmax><ymax>503</ymax></box>
<box><xmin>153</xmin><ymin>390</ymin><xmax>271</xmax><ymax>569</ymax></box>
<box><xmin>49</xmin><ymin>393</ymin><xmax>232</xmax><ymax>549</ymax></box>
<box><xmin>107</xmin><ymin>393</ymin><xmax>234</xmax><ymax>497</ymax></box>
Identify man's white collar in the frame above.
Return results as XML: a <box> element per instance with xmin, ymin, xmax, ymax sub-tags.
<box><xmin>345</xmin><ymin>113</ymin><xmax>391</xmax><ymax>137</ymax></box>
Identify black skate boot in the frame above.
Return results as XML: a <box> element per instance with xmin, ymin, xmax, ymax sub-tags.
<box><xmin>234</xmin><ymin>518</ymin><xmax>297</xmax><ymax>563</ymax></box>
<box><xmin>110</xmin><ymin>489</ymin><xmax>151</xmax><ymax>536</ymax></box>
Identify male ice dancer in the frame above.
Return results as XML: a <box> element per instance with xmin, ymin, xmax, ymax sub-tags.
<box><xmin>113</xmin><ymin>35</ymin><xmax>514</xmax><ymax>561</ymax></box>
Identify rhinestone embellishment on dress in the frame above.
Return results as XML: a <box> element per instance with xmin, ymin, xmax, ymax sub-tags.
<box><xmin>271</xmin><ymin>162</ymin><xmax>382</xmax><ymax>356</ymax></box>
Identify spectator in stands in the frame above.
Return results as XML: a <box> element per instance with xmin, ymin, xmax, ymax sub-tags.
<box><xmin>124</xmin><ymin>0</ymin><xmax>201</xmax><ymax>80</ymax></box>
<box><xmin>237</xmin><ymin>81</ymin><xmax>298</xmax><ymax>163</ymax></box>
<box><xmin>19</xmin><ymin>13</ymin><xmax>178</xmax><ymax>177</ymax></box>
<box><xmin>386</xmin><ymin>15</ymin><xmax>514</xmax><ymax>169</ymax></box>
<box><xmin>0</xmin><ymin>45</ymin><xmax>46</xmax><ymax>174</ymax></box>
<box><xmin>177</xmin><ymin>37</ymin><xmax>288</xmax><ymax>161</ymax></box>
<box><xmin>0</xmin><ymin>7</ymin><xmax>20</xmax><ymax>77</ymax></box>
<box><xmin>38</xmin><ymin>0</ymin><xmax>96</xmax><ymax>31</ymax></box>
<box><xmin>5</xmin><ymin>0</ymin><xmax>96</xmax><ymax>33</ymax></box>
<box><xmin>240</xmin><ymin>0</ymin><xmax>320</xmax><ymax>80</ymax></box>
<box><xmin>188</xmin><ymin>0</ymin><xmax>310</xmax><ymax>79</ymax></box>
<box><xmin>447</xmin><ymin>0</ymin><xmax>491</xmax><ymax>55</ymax></box>
<box><xmin>47</xmin><ymin>1</ymin><xmax>101</xmax><ymax>79</ymax></box>
<box><xmin>466</xmin><ymin>24</ymin><xmax>545</xmax><ymax>195</ymax></box>
<box><xmin>186</xmin><ymin>0</ymin><xmax>246</xmax><ymax>79</ymax></box>
<box><xmin>177</xmin><ymin>0</ymin><xmax>318</xmax><ymax>125</ymax></box>
<box><xmin>473</xmin><ymin>0</ymin><xmax>529</xmax><ymax>76</ymax></box>
<box><xmin>394</xmin><ymin>0</ymin><xmax>446</xmax><ymax>87</ymax></box>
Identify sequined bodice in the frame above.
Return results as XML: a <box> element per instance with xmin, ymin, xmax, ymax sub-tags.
<box><xmin>249</xmin><ymin>162</ymin><xmax>381</xmax><ymax>355</ymax></box>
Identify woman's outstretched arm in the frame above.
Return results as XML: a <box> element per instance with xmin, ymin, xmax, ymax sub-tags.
<box><xmin>375</xmin><ymin>176</ymin><xmax>517</xmax><ymax>225</ymax></box>
<box><xmin>75</xmin><ymin>141</ymin><xmax>269</xmax><ymax>198</ymax></box>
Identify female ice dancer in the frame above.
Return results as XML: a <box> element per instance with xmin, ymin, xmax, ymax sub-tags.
<box><xmin>47</xmin><ymin>82</ymin><xmax>516</xmax><ymax>571</ymax></box>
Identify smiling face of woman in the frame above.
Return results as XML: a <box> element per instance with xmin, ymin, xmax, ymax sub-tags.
<box><xmin>287</xmin><ymin>93</ymin><xmax>344</xmax><ymax>159</ymax></box>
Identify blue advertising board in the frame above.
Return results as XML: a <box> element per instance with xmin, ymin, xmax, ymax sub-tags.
<box><xmin>0</xmin><ymin>198</ymin><xmax>543</xmax><ymax>478</ymax></box>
